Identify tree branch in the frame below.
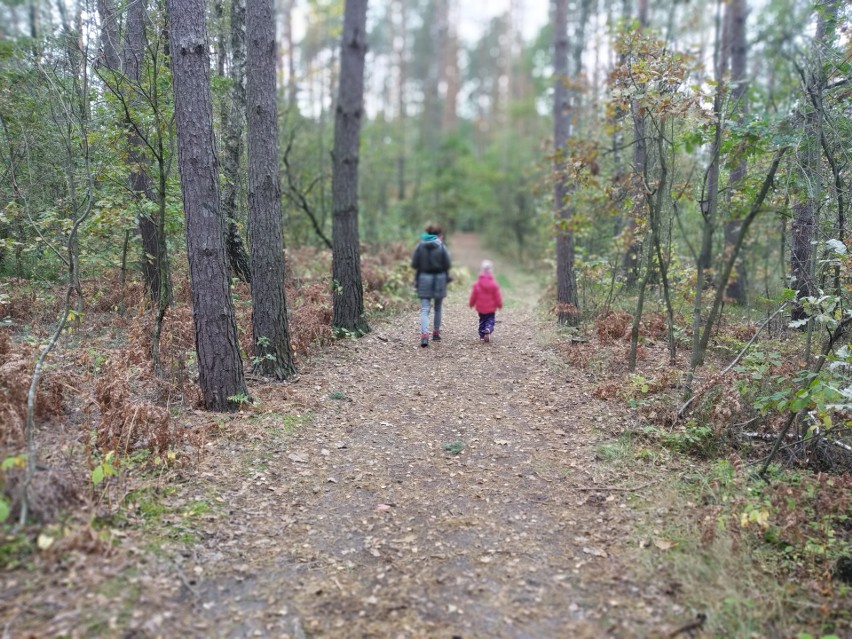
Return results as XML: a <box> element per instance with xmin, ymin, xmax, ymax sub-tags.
<box><xmin>282</xmin><ymin>134</ymin><xmax>333</xmax><ymax>249</ymax></box>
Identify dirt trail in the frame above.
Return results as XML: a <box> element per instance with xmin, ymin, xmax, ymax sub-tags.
<box><xmin>16</xmin><ymin>235</ymin><xmax>684</xmax><ymax>637</ymax></box>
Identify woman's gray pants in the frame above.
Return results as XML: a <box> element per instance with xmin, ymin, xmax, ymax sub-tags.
<box><xmin>420</xmin><ymin>298</ymin><xmax>443</xmax><ymax>334</ymax></box>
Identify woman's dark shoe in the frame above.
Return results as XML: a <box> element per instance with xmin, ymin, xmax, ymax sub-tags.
<box><xmin>420</xmin><ymin>333</ymin><xmax>429</xmax><ymax>347</ymax></box>
<box><xmin>432</xmin><ymin>331</ymin><xmax>441</xmax><ymax>341</ymax></box>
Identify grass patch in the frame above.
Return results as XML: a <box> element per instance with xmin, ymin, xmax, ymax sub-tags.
<box><xmin>630</xmin><ymin>470</ymin><xmax>852</xmax><ymax>636</ymax></box>
<box><xmin>114</xmin><ymin>486</ymin><xmax>215</xmax><ymax>548</ymax></box>
<box><xmin>185</xmin><ymin>499</ymin><xmax>212</xmax><ymax>518</ymax></box>
<box><xmin>81</xmin><ymin>572</ymin><xmax>141</xmax><ymax>635</ymax></box>
<box><xmin>0</xmin><ymin>532</ymin><xmax>34</xmax><ymax>570</ymax></box>
<box><xmin>596</xmin><ymin>432</ymin><xmax>635</xmax><ymax>462</ymax></box>
<box><xmin>263</xmin><ymin>411</ymin><xmax>314</xmax><ymax>438</ymax></box>
<box><xmin>651</xmin><ymin>533</ymin><xmax>792</xmax><ymax>637</ymax></box>
<box><xmin>443</xmin><ymin>441</ymin><xmax>465</xmax><ymax>455</ymax></box>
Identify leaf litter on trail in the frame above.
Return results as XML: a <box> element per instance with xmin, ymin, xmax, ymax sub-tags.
<box><xmin>5</xmin><ymin>238</ymin><xmax>685</xmax><ymax>637</ymax></box>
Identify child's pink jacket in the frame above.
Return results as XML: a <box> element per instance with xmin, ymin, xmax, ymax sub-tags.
<box><xmin>469</xmin><ymin>273</ymin><xmax>503</xmax><ymax>314</ymax></box>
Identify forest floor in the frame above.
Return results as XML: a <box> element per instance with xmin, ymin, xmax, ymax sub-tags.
<box><xmin>3</xmin><ymin>235</ymin><xmax>738</xmax><ymax>637</ymax></box>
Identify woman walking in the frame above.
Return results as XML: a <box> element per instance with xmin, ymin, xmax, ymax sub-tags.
<box><xmin>411</xmin><ymin>224</ymin><xmax>452</xmax><ymax>347</ymax></box>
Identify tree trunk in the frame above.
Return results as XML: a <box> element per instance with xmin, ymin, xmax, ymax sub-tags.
<box><xmin>284</xmin><ymin>0</ymin><xmax>297</xmax><ymax>110</ymax></box>
<box><xmin>723</xmin><ymin>0</ymin><xmax>748</xmax><ymax>304</ymax></box>
<box><xmin>331</xmin><ymin>0</ymin><xmax>370</xmax><ymax>335</ymax></box>
<box><xmin>124</xmin><ymin>0</ymin><xmax>171</xmax><ymax>307</ymax></box>
<box><xmin>395</xmin><ymin>0</ymin><xmax>407</xmax><ymax>200</ymax></box>
<box><xmin>695</xmin><ymin>150</ymin><xmax>786</xmax><ymax>366</ymax></box>
<box><xmin>96</xmin><ymin>0</ymin><xmax>121</xmax><ymax>71</ymax></box>
<box><xmin>169</xmin><ymin>0</ymin><xmax>248</xmax><ymax>411</ymax></box>
<box><xmin>687</xmin><ymin>0</ymin><xmax>726</xmax><ymax>386</ymax></box>
<box><xmin>246</xmin><ymin>0</ymin><xmax>297</xmax><ymax>379</ymax></box>
<box><xmin>791</xmin><ymin>1</ymin><xmax>840</xmax><ymax>323</ymax></box>
<box><xmin>97</xmin><ymin>0</ymin><xmax>170</xmax><ymax>305</ymax></box>
<box><xmin>623</xmin><ymin>0</ymin><xmax>650</xmax><ymax>284</ymax></box>
<box><xmin>442</xmin><ymin>27</ymin><xmax>459</xmax><ymax>131</ymax></box>
<box><xmin>28</xmin><ymin>1</ymin><xmax>39</xmax><ymax>44</ymax></box>
<box><xmin>553</xmin><ymin>0</ymin><xmax>579</xmax><ymax>324</ymax></box>
<box><xmin>221</xmin><ymin>0</ymin><xmax>252</xmax><ymax>284</ymax></box>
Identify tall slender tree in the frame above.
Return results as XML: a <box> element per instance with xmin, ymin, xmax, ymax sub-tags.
<box><xmin>553</xmin><ymin>0</ymin><xmax>579</xmax><ymax>324</ymax></box>
<box><xmin>125</xmin><ymin>0</ymin><xmax>166</xmax><ymax>304</ymax></box>
<box><xmin>282</xmin><ymin>0</ymin><xmax>298</xmax><ymax>110</ymax></box>
<box><xmin>169</xmin><ymin>0</ymin><xmax>248</xmax><ymax>411</ymax></box>
<box><xmin>623</xmin><ymin>0</ymin><xmax>649</xmax><ymax>282</ymax></box>
<box><xmin>723</xmin><ymin>0</ymin><xmax>748</xmax><ymax>304</ymax></box>
<box><xmin>791</xmin><ymin>0</ymin><xmax>840</xmax><ymax>322</ymax></box>
<box><xmin>246</xmin><ymin>0</ymin><xmax>297</xmax><ymax>379</ymax></box>
<box><xmin>96</xmin><ymin>0</ymin><xmax>170</xmax><ymax>306</ymax></box>
<box><xmin>221</xmin><ymin>0</ymin><xmax>253</xmax><ymax>284</ymax></box>
<box><xmin>331</xmin><ymin>0</ymin><xmax>370</xmax><ymax>335</ymax></box>
<box><xmin>394</xmin><ymin>0</ymin><xmax>407</xmax><ymax>200</ymax></box>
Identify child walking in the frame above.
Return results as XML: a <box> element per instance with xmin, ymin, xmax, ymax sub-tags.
<box><xmin>469</xmin><ymin>260</ymin><xmax>503</xmax><ymax>342</ymax></box>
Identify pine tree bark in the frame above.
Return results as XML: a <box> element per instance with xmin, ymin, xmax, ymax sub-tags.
<box><xmin>331</xmin><ymin>0</ymin><xmax>370</xmax><ymax>335</ymax></box>
<box><xmin>553</xmin><ymin>0</ymin><xmax>579</xmax><ymax>324</ymax></box>
<box><xmin>246</xmin><ymin>0</ymin><xmax>297</xmax><ymax>379</ymax></box>
<box><xmin>96</xmin><ymin>0</ymin><xmax>120</xmax><ymax>70</ymax></box>
<box><xmin>169</xmin><ymin>0</ymin><xmax>248</xmax><ymax>411</ymax></box>
<box><xmin>221</xmin><ymin>0</ymin><xmax>252</xmax><ymax>284</ymax></box>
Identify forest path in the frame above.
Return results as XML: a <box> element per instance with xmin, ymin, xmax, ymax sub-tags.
<box><xmin>153</xmin><ymin>233</ymin><xmax>677</xmax><ymax>638</ymax></box>
<box><xmin>24</xmin><ymin>235</ymin><xmax>683</xmax><ymax>638</ymax></box>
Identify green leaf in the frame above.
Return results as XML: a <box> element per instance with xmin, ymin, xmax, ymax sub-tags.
<box><xmin>91</xmin><ymin>465</ymin><xmax>105</xmax><ymax>486</ymax></box>
<box><xmin>0</xmin><ymin>498</ymin><xmax>9</xmax><ymax>523</ymax></box>
<box><xmin>1</xmin><ymin>455</ymin><xmax>26</xmax><ymax>471</ymax></box>
<box><xmin>781</xmin><ymin>288</ymin><xmax>797</xmax><ymax>300</ymax></box>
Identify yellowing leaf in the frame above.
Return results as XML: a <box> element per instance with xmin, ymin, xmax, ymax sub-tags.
<box><xmin>653</xmin><ymin>538</ymin><xmax>674</xmax><ymax>551</ymax></box>
<box><xmin>1</xmin><ymin>455</ymin><xmax>26</xmax><ymax>471</ymax></box>
<box><xmin>37</xmin><ymin>533</ymin><xmax>55</xmax><ymax>550</ymax></box>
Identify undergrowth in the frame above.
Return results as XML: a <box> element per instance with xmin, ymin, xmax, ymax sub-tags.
<box><xmin>552</xmin><ymin>302</ymin><xmax>852</xmax><ymax>635</ymax></box>
<box><xmin>0</xmin><ymin>244</ymin><xmax>415</xmax><ymax>557</ymax></box>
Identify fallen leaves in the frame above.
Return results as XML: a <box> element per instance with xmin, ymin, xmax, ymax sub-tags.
<box><xmin>653</xmin><ymin>538</ymin><xmax>675</xmax><ymax>552</ymax></box>
<box><xmin>4</xmin><ymin>244</ymin><xmax>679</xmax><ymax>638</ymax></box>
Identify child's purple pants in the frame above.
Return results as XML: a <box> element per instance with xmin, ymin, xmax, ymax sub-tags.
<box><xmin>478</xmin><ymin>312</ymin><xmax>495</xmax><ymax>338</ymax></box>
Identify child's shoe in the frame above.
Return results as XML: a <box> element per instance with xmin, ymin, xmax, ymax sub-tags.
<box><xmin>432</xmin><ymin>331</ymin><xmax>441</xmax><ymax>341</ymax></box>
<box><xmin>483</xmin><ymin>330</ymin><xmax>490</xmax><ymax>343</ymax></box>
<box><xmin>420</xmin><ymin>333</ymin><xmax>429</xmax><ymax>347</ymax></box>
